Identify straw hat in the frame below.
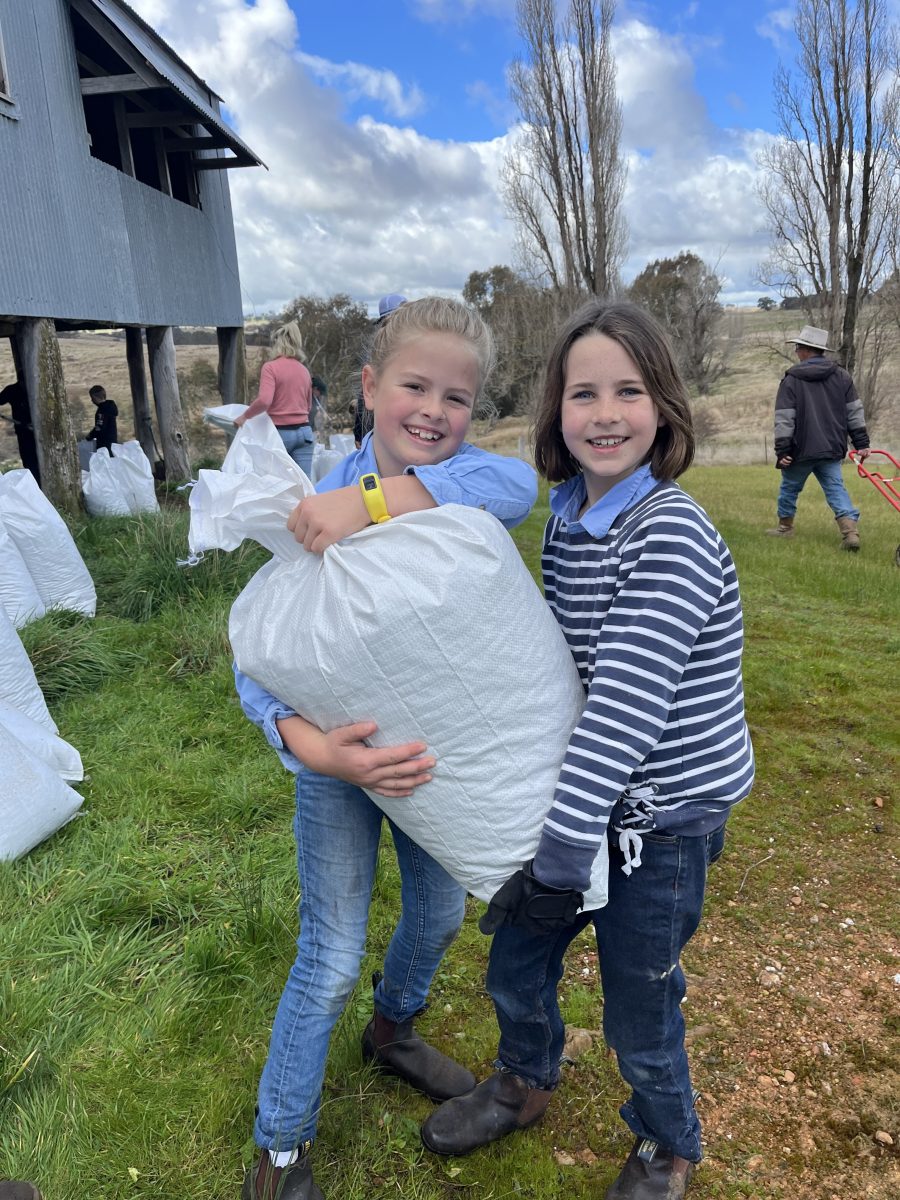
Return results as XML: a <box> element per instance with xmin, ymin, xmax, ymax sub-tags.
<box><xmin>787</xmin><ymin>325</ymin><xmax>831</xmax><ymax>352</ymax></box>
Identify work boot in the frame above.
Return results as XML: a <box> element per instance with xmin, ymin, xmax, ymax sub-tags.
<box><xmin>605</xmin><ymin>1137</ymin><xmax>695</xmax><ymax>1200</ymax></box>
<box><xmin>836</xmin><ymin>515</ymin><xmax>860</xmax><ymax>551</ymax></box>
<box><xmin>765</xmin><ymin>515</ymin><xmax>794</xmax><ymax>537</ymax></box>
<box><xmin>361</xmin><ymin>973</ymin><xmax>476</xmax><ymax>1102</ymax></box>
<box><xmin>0</xmin><ymin>1185</ymin><xmax>42</xmax><ymax>1200</ymax></box>
<box><xmin>420</xmin><ymin>1069</ymin><xmax>553</xmax><ymax>1156</ymax></box>
<box><xmin>242</xmin><ymin>1149</ymin><xmax>323</xmax><ymax>1200</ymax></box>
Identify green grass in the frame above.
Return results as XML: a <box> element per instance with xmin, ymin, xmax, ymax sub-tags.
<box><xmin>1</xmin><ymin>472</ymin><xmax>898</xmax><ymax>1198</ymax></box>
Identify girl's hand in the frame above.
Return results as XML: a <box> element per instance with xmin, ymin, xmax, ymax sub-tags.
<box><xmin>233</xmin><ymin>413</ymin><xmax>247</xmax><ymax>428</ymax></box>
<box><xmin>287</xmin><ymin>486</ymin><xmax>370</xmax><ymax>553</ymax></box>
<box><xmin>310</xmin><ymin>720</ymin><xmax>435</xmax><ymax>797</ymax></box>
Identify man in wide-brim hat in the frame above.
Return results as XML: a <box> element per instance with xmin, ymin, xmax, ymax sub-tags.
<box><xmin>766</xmin><ymin>324</ymin><xmax>871</xmax><ymax>551</ymax></box>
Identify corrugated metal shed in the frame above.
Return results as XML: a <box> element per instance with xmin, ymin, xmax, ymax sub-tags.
<box><xmin>89</xmin><ymin>0</ymin><xmax>264</xmax><ymax>167</ymax></box>
<box><xmin>0</xmin><ymin>0</ymin><xmax>259</xmax><ymax>327</ymax></box>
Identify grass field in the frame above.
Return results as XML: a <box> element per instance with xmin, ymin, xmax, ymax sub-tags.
<box><xmin>1</xmin><ymin>464</ymin><xmax>898</xmax><ymax>1199</ymax></box>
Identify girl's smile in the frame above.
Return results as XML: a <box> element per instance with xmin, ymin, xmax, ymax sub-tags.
<box><xmin>561</xmin><ymin>333</ymin><xmax>664</xmax><ymax>506</ymax></box>
<box><xmin>363</xmin><ymin>331</ymin><xmax>480</xmax><ymax>478</ymax></box>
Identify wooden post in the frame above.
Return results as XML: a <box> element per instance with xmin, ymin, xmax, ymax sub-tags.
<box><xmin>146</xmin><ymin>325</ymin><xmax>191</xmax><ymax>481</ymax></box>
<box><xmin>15</xmin><ymin>318</ymin><xmax>82</xmax><ymax>515</ymax></box>
<box><xmin>216</xmin><ymin>325</ymin><xmax>248</xmax><ymax>406</ymax></box>
<box><xmin>125</xmin><ymin>327</ymin><xmax>157</xmax><ymax>467</ymax></box>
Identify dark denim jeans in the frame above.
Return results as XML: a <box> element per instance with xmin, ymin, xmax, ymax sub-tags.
<box><xmin>486</xmin><ymin>822</ymin><xmax>726</xmax><ymax>1162</ymax></box>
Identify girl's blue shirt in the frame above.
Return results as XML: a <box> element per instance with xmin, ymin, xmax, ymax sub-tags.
<box><xmin>234</xmin><ymin>436</ymin><xmax>537</xmax><ymax>770</ymax></box>
<box><xmin>549</xmin><ymin>463</ymin><xmax>657</xmax><ymax>536</ymax></box>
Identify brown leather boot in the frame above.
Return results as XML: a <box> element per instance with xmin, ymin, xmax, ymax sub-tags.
<box><xmin>836</xmin><ymin>515</ymin><xmax>860</xmax><ymax>551</ymax></box>
<box><xmin>361</xmin><ymin>1008</ymin><xmax>476</xmax><ymax>1102</ymax></box>
<box><xmin>241</xmin><ymin>1149</ymin><xmax>323</xmax><ymax>1200</ymax></box>
<box><xmin>605</xmin><ymin>1137</ymin><xmax>695</xmax><ymax>1200</ymax></box>
<box><xmin>420</xmin><ymin>1069</ymin><xmax>553</xmax><ymax>1156</ymax></box>
<box><xmin>765</xmin><ymin>515</ymin><xmax>794</xmax><ymax>537</ymax></box>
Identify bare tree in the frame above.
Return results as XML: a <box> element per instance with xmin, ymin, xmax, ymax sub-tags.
<box><xmin>758</xmin><ymin>0</ymin><xmax>900</xmax><ymax>380</ymax></box>
<box><xmin>503</xmin><ymin>0</ymin><xmax>626</xmax><ymax>297</ymax></box>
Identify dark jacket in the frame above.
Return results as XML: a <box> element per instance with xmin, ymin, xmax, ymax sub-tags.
<box><xmin>89</xmin><ymin>399</ymin><xmax>118</xmax><ymax>451</ymax></box>
<box><xmin>773</xmin><ymin>358</ymin><xmax>869</xmax><ymax>462</ymax></box>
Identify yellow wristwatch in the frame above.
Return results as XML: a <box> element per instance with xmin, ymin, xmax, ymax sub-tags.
<box><xmin>359</xmin><ymin>472</ymin><xmax>391</xmax><ymax>524</ymax></box>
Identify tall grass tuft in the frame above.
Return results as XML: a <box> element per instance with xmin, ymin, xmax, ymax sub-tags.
<box><xmin>75</xmin><ymin>510</ymin><xmax>269</xmax><ymax>622</ymax></box>
<box><xmin>18</xmin><ymin>611</ymin><xmax>144</xmax><ymax>705</ymax></box>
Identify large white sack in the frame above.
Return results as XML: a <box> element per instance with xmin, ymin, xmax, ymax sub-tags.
<box><xmin>0</xmin><ymin>470</ymin><xmax>96</xmax><ymax>616</ymax></box>
<box><xmin>0</xmin><ymin>699</ymin><xmax>82</xmax><ymax>782</ymax></box>
<box><xmin>83</xmin><ymin>448</ymin><xmax>132</xmax><ymax>516</ymax></box>
<box><xmin>329</xmin><ymin>434</ymin><xmax>355</xmax><ymax>456</ymax></box>
<box><xmin>0</xmin><ymin>606</ymin><xmax>56</xmax><ymax>732</ymax></box>
<box><xmin>113</xmin><ymin>441</ymin><xmax>159</xmax><ymax>515</ymax></box>
<box><xmin>203</xmin><ymin>402</ymin><xmax>247</xmax><ymax>432</ymax></box>
<box><xmin>190</xmin><ymin>417</ymin><xmax>607</xmax><ymax>909</ymax></box>
<box><xmin>84</xmin><ymin>442</ymin><xmax>159</xmax><ymax>517</ymax></box>
<box><xmin>0</xmin><ymin>517</ymin><xmax>46</xmax><ymax>627</ymax></box>
<box><xmin>0</xmin><ymin>723</ymin><xmax>83</xmax><ymax>861</ymax></box>
<box><xmin>309</xmin><ymin>443</ymin><xmax>343</xmax><ymax>484</ymax></box>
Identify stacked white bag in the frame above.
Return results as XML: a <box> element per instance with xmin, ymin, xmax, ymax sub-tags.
<box><xmin>188</xmin><ymin>415</ymin><xmax>607</xmax><ymax>909</ymax></box>
<box><xmin>0</xmin><ymin>607</ymin><xmax>83</xmax><ymax>860</ymax></box>
<box><xmin>82</xmin><ymin>441</ymin><xmax>159</xmax><ymax>517</ymax></box>
<box><xmin>0</xmin><ymin>469</ymin><xmax>97</xmax><ymax>620</ymax></box>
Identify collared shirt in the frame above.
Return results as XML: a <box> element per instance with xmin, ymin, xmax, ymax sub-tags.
<box><xmin>549</xmin><ymin>463</ymin><xmax>657</xmax><ymax>538</ymax></box>
<box><xmin>235</xmin><ymin>438</ymin><xmax>537</xmax><ymax>770</ymax></box>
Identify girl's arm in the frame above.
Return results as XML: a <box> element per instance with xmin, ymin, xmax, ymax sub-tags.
<box><xmin>233</xmin><ymin>665</ymin><xmax>434</xmax><ymax>797</ymax></box>
<box><xmin>288</xmin><ymin>448</ymin><xmax>538</xmax><ymax>552</ymax></box>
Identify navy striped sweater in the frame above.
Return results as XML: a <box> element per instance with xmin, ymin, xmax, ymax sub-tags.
<box><xmin>533</xmin><ymin>480</ymin><xmax>754</xmax><ymax>890</ymax></box>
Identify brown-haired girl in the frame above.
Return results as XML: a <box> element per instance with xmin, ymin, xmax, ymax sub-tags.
<box><xmin>422</xmin><ymin>300</ymin><xmax>754</xmax><ymax>1200</ymax></box>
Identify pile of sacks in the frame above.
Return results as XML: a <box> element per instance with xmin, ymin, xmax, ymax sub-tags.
<box><xmin>0</xmin><ymin>469</ymin><xmax>93</xmax><ymax>860</ymax></box>
<box><xmin>82</xmin><ymin>440</ymin><xmax>160</xmax><ymax>518</ymax></box>
<box><xmin>188</xmin><ymin>415</ymin><xmax>608</xmax><ymax>909</ymax></box>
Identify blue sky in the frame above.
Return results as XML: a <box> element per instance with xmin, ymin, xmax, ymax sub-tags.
<box><xmin>294</xmin><ymin>1</ymin><xmax>784</xmax><ymax>144</ymax></box>
<box><xmin>133</xmin><ymin>0</ymin><xmax>800</xmax><ymax>312</ymax></box>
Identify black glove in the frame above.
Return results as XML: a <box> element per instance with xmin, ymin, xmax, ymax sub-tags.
<box><xmin>478</xmin><ymin>860</ymin><xmax>584</xmax><ymax>937</ymax></box>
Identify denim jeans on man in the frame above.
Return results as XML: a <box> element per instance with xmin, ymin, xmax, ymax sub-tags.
<box><xmin>777</xmin><ymin>458</ymin><xmax>859</xmax><ymax>521</ymax></box>
<box><xmin>277</xmin><ymin>424</ymin><xmax>315</xmax><ymax>479</ymax></box>
<box><xmin>486</xmin><ymin>819</ymin><xmax>727</xmax><ymax>1163</ymax></box>
<box><xmin>254</xmin><ymin>766</ymin><xmax>466</xmax><ymax>1152</ymax></box>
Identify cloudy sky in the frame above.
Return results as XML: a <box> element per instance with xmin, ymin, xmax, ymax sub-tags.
<box><xmin>130</xmin><ymin>0</ymin><xmax>800</xmax><ymax>314</ymax></box>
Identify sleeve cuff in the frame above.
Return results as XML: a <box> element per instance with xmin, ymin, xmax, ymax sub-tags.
<box><xmin>532</xmin><ymin>830</ymin><xmax>597</xmax><ymax>892</ymax></box>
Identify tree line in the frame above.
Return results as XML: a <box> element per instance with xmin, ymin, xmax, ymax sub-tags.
<box><xmin>275</xmin><ymin>0</ymin><xmax>899</xmax><ymax>429</ymax></box>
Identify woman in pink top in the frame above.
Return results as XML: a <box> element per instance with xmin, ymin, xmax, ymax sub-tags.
<box><xmin>235</xmin><ymin>321</ymin><xmax>315</xmax><ymax>477</ymax></box>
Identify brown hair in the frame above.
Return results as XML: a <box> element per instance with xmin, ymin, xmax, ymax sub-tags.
<box><xmin>533</xmin><ymin>300</ymin><xmax>695</xmax><ymax>483</ymax></box>
<box><xmin>367</xmin><ymin>297</ymin><xmax>495</xmax><ymax>405</ymax></box>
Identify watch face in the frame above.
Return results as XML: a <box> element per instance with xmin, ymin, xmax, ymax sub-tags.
<box><xmin>363</xmin><ymin>476</ymin><xmax>377</xmax><ymax>491</ymax></box>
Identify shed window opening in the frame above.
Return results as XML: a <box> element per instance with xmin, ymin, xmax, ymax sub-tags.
<box><xmin>69</xmin><ymin>7</ymin><xmax>199</xmax><ymax>206</ymax></box>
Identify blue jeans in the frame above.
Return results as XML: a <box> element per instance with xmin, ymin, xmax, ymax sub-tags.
<box><xmin>777</xmin><ymin>458</ymin><xmax>859</xmax><ymax>521</ymax></box>
<box><xmin>486</xmin><ymin>822</ymin><xmax>727</xmax><ymax>1163</ymax></box>
<box><xmin>277</xmin><ymin>425</ymin><xmax>315</xmax><ymax>479</ymax></box>
<box><xmin>254</xmin><ymin>767</ymin><xmax>466</xmax><ymax>1152</ymax></box>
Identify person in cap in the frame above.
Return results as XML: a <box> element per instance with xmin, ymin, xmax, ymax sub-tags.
<box><xmin>767</xmin><ymin>325</ymin><xmax>870</xmax><ymax>550</ymax></box>
<box><xmin>353</xmin><ymin>295</ymin><xmax>407</xmax><ymax>446</ymax></box>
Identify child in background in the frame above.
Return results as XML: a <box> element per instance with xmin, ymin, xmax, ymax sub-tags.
<box><xmin>86</xmin><ymin>385</ymin><xmax>118</xmax><ymax>453</ymax></box>
<box><xmin>235</xmin><ymin>297</ymin><xmax>537</xmax><ymax>1200</ymax></box>
<box><xmin>422</xmin><ymin>301</ymin><xmax>754</xmax><ymax>1200</ymax></box>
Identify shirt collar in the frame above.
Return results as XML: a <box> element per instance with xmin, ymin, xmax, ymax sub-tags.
<box><xmin>550</xmin><ymin>464</ymin><xmax>657</xmax><ymax>537</ymax></box>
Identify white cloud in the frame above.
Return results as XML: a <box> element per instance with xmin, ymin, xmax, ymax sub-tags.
<box><xmin>756</xmin><ymin>6</ymin><xmax>794</xmax><ymax>50</ymax></box>
<box><xmin>128</xmin><ymin>1</ymin><xmax>776</xmax><ymax>312</ymax></box>
<box><xmin>297</xmin><ymin>53</ymin><xmax>425</xmax><ymax>119</ymax></box>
